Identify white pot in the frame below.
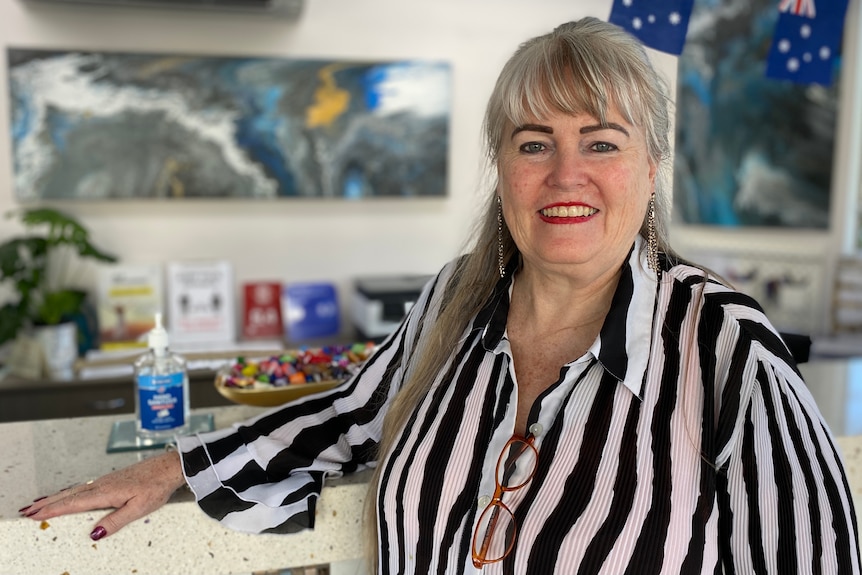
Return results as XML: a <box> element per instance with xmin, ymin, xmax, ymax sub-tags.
<box><xmin>34</xmin><ymin>322</ymin><xmax>78</xmax><ymax>380</ymax></box>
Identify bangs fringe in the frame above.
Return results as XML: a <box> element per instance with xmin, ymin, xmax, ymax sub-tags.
<box><xmin>501</xmin><ymin>37</ymin><xmax>646</xmax><ymax>132</ymax></box>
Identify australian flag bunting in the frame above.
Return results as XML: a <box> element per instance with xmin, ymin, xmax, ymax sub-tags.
<box><xmin>766</xmin><ymin>0</ymin><xmax>850</xmax><ymax>86</ymax></box>
<box><xmin>608</xmin><ymin>0</ymin><xmax>694</xmax><ymax>55</ymax></box>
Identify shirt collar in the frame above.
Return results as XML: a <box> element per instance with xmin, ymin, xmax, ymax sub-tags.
<box><xmin>593</xmin><ymin>236</ymin><xmax>657</xmax><ymax>398</ymax></box>
<box><xmin>475</xmin><ymin>258</ymin><xmax>517</xmax><ymax>350</ymax></box>
<box><xmin>474</xmin><ymin>236</ymin><xmax>658</xmax><ymax>399</ymax></box>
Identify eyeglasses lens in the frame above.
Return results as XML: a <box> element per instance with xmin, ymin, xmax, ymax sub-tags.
<box><xmin>474</xmin><ymin>501</ymin><xmax>517</xmax><ymax>563</ymax></box>
<box><xmin>497</xmin><ymin>438</ymin><xmax>537</xmax><ymax>490</ymax></box>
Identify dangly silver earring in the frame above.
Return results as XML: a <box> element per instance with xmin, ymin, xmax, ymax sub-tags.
<box><xmin>647</xmin><ymin>193</ymin><xmax>659</xmax><ymax>274</ymax></box>
<box><xmin>497</xmin><ymin>196</ymin><xmax>505</xmax><ymax>278</ymax></box>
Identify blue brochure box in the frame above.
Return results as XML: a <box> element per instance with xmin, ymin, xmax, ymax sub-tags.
<box><xmin>282</xmin><ymin>282</ymin><xmax>340</xmax><ymax>341</ymax></box>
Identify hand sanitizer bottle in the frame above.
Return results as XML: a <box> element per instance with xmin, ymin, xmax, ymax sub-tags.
<box><xmin>133</xmin><ymin>313</ymin><xmax>190</xmax><ymax>440</ymax></box>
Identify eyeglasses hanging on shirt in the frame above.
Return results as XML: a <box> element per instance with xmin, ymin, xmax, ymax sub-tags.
<box><xmin>472</xmin><ymin>434</ymin><xmax>539</xmax><ymax>568</ymax></box>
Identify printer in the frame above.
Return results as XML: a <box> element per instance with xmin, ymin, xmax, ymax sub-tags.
<box><xmin>351</xmin><ymin>274</ymin><xmax>432</xmax><ymax>341</ymax></box>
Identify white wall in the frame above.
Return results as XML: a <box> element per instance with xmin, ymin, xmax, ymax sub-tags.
<box><xmin>1</xmin><ymin>0</ymin><xmax>678</xmax><ymax>339</ymax></box>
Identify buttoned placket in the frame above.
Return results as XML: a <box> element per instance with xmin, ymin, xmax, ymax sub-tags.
<box><xmin>473</xmin><ymin>338</ymin><xmax>594</xmax><ymax>517</ymax></box>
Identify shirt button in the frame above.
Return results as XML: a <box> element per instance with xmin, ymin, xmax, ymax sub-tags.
<box><xmin>477</xmin><ymin>495</ymin><xmax>491</xmax><ymax>508</ymax></box>
<box><xmin>529</xmin><ymin>423</ymin><xmax>544</xmax><ymax>437</ymax></box>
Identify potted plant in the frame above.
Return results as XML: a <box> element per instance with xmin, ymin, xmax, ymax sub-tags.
<box><xmin>0</xmin><ymin>207</ymin><xmax>118</xmax><ymax>377</ymax></box>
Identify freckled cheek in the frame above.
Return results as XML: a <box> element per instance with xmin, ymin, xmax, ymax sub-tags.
<box><xmin>498</xmin><ymin>166</ymin><xmax>538</xmax><ymax>199</ymax></box>
<box><xmin>606</xmin><ymin>169</ymin><xmax>647</xmax><ymax>199</ymax></box>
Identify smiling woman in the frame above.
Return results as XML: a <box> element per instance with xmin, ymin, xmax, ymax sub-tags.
<box><xmin>20</xmin><ymin>18</ymin><xmax>861</xmax><ymax>575</ymax></box>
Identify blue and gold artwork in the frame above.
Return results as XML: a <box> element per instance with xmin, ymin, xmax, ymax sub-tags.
<box><xmin>7</xmin><ymin>49</ymin><xmax>450</xmax><ymax>200</ymax></box>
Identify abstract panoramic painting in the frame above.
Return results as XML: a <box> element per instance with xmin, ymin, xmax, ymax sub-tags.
<box><xmin>8</xmin><ymin>49</ymin><xmax>450</xmax><ymax>200</ymax></box>
<box><xmin>673</xmin><ymin>0</ymin><xmax>838</xmax><ymax>228</ymax></box>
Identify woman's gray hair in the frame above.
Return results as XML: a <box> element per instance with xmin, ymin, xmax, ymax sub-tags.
<box><xmin>483</xmin><ymin>16</ymin><xmax>675</xmax><ymax>258</ymax></box>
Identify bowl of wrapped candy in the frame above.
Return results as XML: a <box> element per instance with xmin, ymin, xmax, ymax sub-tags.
<box><xmin>214</xmin><ymin>342</ymin><xmax>376</xmax><ymax>407</ymax></box>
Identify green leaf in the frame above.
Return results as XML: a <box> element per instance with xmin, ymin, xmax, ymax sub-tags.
<box><xmin>36</xmin><ymin>289</ymin><xmax>86</xmax><ymax>326</ymax></box>
<box><xmin>18</xmin><ymin>208</ymin><xmax>86</xmax><ymax>235</ymax></box>
<box><xmin>0</xmin><ymin>237</ymin><xmax>47</xmax><ymax>279</ymax></box>
<box><xmin>13</xmin><ymin>207</ymin><xmax>117</xmax><ymax>263</ymax></box>
<box><xmin>76</xmin><ymin>242</ymin><xmax>118</xmax><ymax>263</ymax></box>
<box><xmin>0</xmin><ymin>303</ymin><xmax>28</xmax><ymax>346</ymax></box>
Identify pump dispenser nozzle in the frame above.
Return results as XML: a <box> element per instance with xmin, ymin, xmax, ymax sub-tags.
<box><xmin>148</xmin><ymin>312</ymin><xmax>170</xmax><ymax>355</ymax></box>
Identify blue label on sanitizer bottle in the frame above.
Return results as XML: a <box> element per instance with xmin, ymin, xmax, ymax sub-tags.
<box><xmin>138</xmin><ymin>372</ymin><xmax>185</xmax><ymax>431</ymax></box>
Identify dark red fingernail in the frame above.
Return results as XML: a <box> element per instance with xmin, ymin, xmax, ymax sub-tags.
<box><xmin>32</xmin><ymin>496</ymin><xmax>47</xmax><ymax>503</ymax></box>
<box><xmin>90</xmin><ymin>526</ymin><xmax>107</xmax><ymax>541</ymax></box>
<box><xmin>25</xmin><ymin>510</ymin><xmax>38</xmax><ymax>517</ymax></box>
<box><xmin>18</xmin><ymin>505</ymin><xmax>31</xmax><ymax>513</ymax></box>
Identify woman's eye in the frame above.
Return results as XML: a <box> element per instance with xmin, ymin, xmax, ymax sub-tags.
<box><xmin>591</xmin><ymin>142</ymin><xmax>617</xmax><ymax>153</ymax></box>
<box><xmin>519</xmin><ymin>142</ymin><xmax>546</xmax><ymax>154</ymax></box>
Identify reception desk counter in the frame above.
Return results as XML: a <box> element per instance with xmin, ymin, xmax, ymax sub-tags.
<box><xmin>0</xmin><ymin>405</ymin><xmax>369</xmax><ymax>575</ymax></box>
<box><xmin>1</xmin><ymin>358</ymin><xmax>861</xmax><ymax>575</ymax></box>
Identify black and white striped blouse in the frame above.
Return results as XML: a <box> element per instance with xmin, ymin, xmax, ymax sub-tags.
<box><xmin>178</xmin><ymin>242</ymin><xmax>860</xmax><ymax>574</ymax></box>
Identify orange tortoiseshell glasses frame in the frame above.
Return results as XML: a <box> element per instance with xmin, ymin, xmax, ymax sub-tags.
<box><xmin>471</xmin><ymin>434</ymin><xmax>538</xmax><ymax>568</ymax></box>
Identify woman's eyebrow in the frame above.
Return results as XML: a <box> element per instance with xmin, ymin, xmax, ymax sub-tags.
<box><xmin>511</xmin><ymin>123</ymin><xmax>553</xmax><ymax>137</ymax></box>
<box><xmin>580</xmin><ymin>123</ymin><xmax>630</xmax><ymax>137</ymax></box>
<box><xmin>510</xmin><ymin>122</ymin><xmax>631</xmax><ymax>138</ymax></box>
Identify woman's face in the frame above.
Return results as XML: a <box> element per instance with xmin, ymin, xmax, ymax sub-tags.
<box><xmin>497</xmin><ymin>106</ymin><xmax>656</xmax><ymax>280</ymax></box>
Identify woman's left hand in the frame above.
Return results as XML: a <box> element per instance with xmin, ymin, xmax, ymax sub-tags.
<box><xmin>18</xmin><ymin>450</ymin><xmax>186</xmax><ymax>540</ymax></box>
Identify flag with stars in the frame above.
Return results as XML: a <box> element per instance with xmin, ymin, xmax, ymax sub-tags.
<box><xmin>608</xmin><ymin>0</ymin><xmax>694</xmax><ymax>55</ymax></box>
<box><xmin>765</xmin><ymin>0</ymin><xmax>849</xmax><ymax>86</ymax></box>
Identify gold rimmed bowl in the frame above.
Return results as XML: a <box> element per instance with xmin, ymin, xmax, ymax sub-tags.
<box><xmin>214</xmin><ymin>373</ymin><xmax>342</xmax><ymax>407</ymax></box>
<box><xmin>213</xmin><ymin>343</ymin><xmax>375</xmax><ymax>407</ymax></box>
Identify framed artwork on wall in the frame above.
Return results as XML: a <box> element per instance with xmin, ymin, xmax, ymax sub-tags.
<box><xmin>673</xmin><ymin>0</ymin><xmax>839</xmax><ymax>229</ymax></box>
<box><xmin>7</xmin><ymin>49</ymin><xmax>450</xmax><ymax>200</ymax></box>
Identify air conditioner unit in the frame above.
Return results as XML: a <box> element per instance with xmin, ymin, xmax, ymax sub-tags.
<box><xmin>19</xmin><ymin>0</ymin><xmax>305</xmax><ymax>18</ymax></box>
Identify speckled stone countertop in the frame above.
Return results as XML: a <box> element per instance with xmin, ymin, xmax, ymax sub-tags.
<box><xmin>1</xmin><ymin>360</ymin><xmax>861</xmax><ymax>575</ymax></box>
<box><xmin>0</xmin><ymin>406</ymin><xmax>370</xmax><ymax>575</ymax></box>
